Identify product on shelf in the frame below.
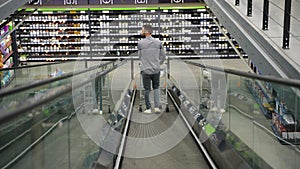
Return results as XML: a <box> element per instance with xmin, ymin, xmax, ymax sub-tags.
<box><xmin>16</xmin><ymin>7</ymin><xmax>247</xmax><ymax>61</ymax></box>
<box><xmin>0</xmin><ymin>58</ymin><xmax>3</xmax><ymax>68</ymax></box>
<box><xmin>246</xmin><ymin>78</ymin><xmax>300</xmax><ymax>144</ymax></box>
<box><xmin>246</xmin><ymin>80</ymin><xmax>274</xmax><ymax>119</ymax></box>
<box><xmin>0</xmin><ymin>21</ymin><xmax>15</xmax><ymax>89</ymax></box>
<box><xmin>272</xmin><ymin>112</ymin><xmax>300</xmax><ymax>141</ymax></box>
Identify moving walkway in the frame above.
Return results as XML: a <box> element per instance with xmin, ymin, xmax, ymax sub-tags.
<box><xmin>0</xmin><ymin>58</ymin><xmax>299</xmax><ymax>169</ymax></box>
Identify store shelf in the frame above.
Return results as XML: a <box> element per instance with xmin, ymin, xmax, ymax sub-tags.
<box><xmin>16</xmin><ymin>7</ymin><xmax>246</xmax><ymax>61</ymax></box>
<box><xmin>25</xmin><ymin>56</ymin><xmax>92</xmax><ymax>61</ymax></box>
<box><xmin>90</xmin><ymin>17</ymin><xmax>210</xmax><ymax>21</ymax></box>
<box><xmin>91</xmin><ymin>33</ymin><xmax>138</xmax><ymax>37</ymax></box>
<box><xmin>90</xmin><ymin>25</ymin><xmax>207</xmax><ymax>29</ymax></box>
<box><xmin>2</xmin><ymin>51</ymin><xmax>13</xmax><ymax>62</ymax></box>
<box><xmin>271</xmin><ymin>123</ymin><xmax>300</xmax><ymax>145</ymax></box>
<box><xmin>22</xmin><ymin>42</ymin><xmax>90</xmax><ymax>45</ymax></box>
<box><xmin>19</xmin><ymin>34</ymin><xmax>89</xmax><ymax>37</ymax></box>
<box><xmin>0</xmin><ymin>32</ymin><xmax>10</xmax><ymax>41</ymax></box>
<box><xmin>25</xmin><ymin>49</ymin><xmax>90</xmax><ymax>52</ymax></box>
<box><xmin>245</xmin><ymin>78</ymin><xmax>300</xmax><ymax>146</ymax></box>
<box><xmin>89</xmin><ymin>39</ymin><xmax>230</xmax><ymax>44</ymax></box>
<box><xmin>19</xmin><ymin>18</ymin><xmax>90</xmax><ymax>22</ymax></box>
<box><xmin>1</xmin><ymin>73</ymin><xmax>15</xmax><ymax>88</ymax></box>
<box><xmin>92</xmin><ymin>49</ymin><xmax>137</xmax><ymax>52</ymax></box>
<box><xmin>255</xmin><ymin>80</ymin><xmax>274</xmax><ymax>104</ymax></box>
<box><xmin>0</xmin><ymin>21</ymin><xmax>15</xmax><ymax>89</ymax></box>
<box><xmin>20</xmin><ymin>26</ymin><xmax>90</xmax><ymax>30</ymax></box>
<box><xmin>32</xmin><ymin>11</ymin><xmax>88</xmax><ymax>14</ymax></box>
<box><xmin>3</xmin><ymin>40</ymin><xmax>12</xmax><ymax>49</ymax></box>
<box><xmin>91</xmin><ymin>41</ymin><xmax>137</xmax><ymax>44</ymax></box>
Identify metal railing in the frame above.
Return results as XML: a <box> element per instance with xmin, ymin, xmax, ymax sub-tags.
<box><xmin>185</xmin><ymin>60</ymin><xmax>300</xmax><ymax>88</ymax></box>
<box><xmin>0</xmin><ymin>60</ymin><xmax>123</xmax><ymax>123</ymax></box>
<box><xmin>234</xmin><ymin>0</ymin><xmax>293</xmax><ymax>49</ymax></box>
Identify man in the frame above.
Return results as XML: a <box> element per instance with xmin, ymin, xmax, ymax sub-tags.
<box><xmin>138</xmin><ymin>25</ymin><xmax>166</xmax><ymax>114</ymax></box>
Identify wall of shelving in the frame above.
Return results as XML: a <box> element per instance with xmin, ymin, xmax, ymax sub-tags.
<box><xmin>247</xmin><ymin>59</ymin><xmax>300</xmax><ymax>144</ymax></box>
<box><xmin>15</xmin><ymin>6</ymin><xmax>247</xmax><ymax>62</ymax></box>
<box><xmin>16</xmin><ymin>10</ymin><xmax>90</xmax><ymax>61</ymax></box>
<box><xmin>27</xmin><ymin>0</ymin><xmax>202</xmax><ymax>5</ymax></box>
<box><xmin>0</xmin><ymin>21</ymin><xmax>16</xmax><ymax>88</ymax></box>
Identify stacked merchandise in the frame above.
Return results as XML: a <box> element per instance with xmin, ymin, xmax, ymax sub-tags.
<box><xmin>0</xmin><ymin>21</ymin><xmax>15</xmax><ymax>88</ymax></box>
<box><xmin>247</xmin><ymin>79</ymin><xmax>300</xmax><ymax>144</ymax></box>
<box><xmin>16</xmin><ymin>7</ymin><xmax>246</xmax><ymax>62</ymax></box>
<box><xmin>16</xmin><ymin>10</ymin><xmax>90</xmax><ymax>62</ymax></box>
<box><xmin>247</xmin><ymin>80</ymin><xmax>274</xmax><ymax>119</ymax></box>
<box><xmin>271</xmin><ymin>99</ymin><xmax>300</xmax><ymax>144</ymax></box>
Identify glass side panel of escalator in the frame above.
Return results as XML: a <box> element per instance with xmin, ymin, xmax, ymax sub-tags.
<box><xmin>176</xmin><ymin>60</ymin><xmax>300</xmax><ymax>169</ymax></box>
<box><xmin>0</xmin><ymin>60</ymin><xmax>124</xmax><ymax>169</ymax></box>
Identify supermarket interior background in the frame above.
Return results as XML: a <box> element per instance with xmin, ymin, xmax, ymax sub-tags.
<box><xmin>0</xmin><ymin>0</ymin><xmax>299</xmax><ymax>169</ymax></box>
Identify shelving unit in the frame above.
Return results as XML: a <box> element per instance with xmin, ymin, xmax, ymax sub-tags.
<box><xmin>271</xmin><ymin>94</ymin><xmax>300</xmax><ymax>144</ymax></box>
<box><xmin>246</xmin><ymin>80</ymin><xmax>274</xmax><ymax>119</ymax></box>
<box><xmin>160</xmin><ymin>7</ymin><xmax>246</xmax><ymax>58</ymax></box>
<box><xmin>16</xmin><ymin>10</ymin><xmax>91</xmax><ymax>62</ymax></box>
<box><xmin>0</xmin><ymin>21</ymin><xmax>16</xmax><ymax>89</ymax></box>
<box><xmin>246</xmin><ymin>79</ymin><xmax>300</xmax><ymax>144</ymax></box>
<box><xmin>15</xmin><ymin>6</ymin><xmax>247</xmax><ymax>62</ymax></box>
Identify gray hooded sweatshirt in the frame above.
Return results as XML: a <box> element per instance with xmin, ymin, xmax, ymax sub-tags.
<box><xmin>138</xmin><ymin>36</ymin><xmax>166</xmax><ymax>75</ymax></box>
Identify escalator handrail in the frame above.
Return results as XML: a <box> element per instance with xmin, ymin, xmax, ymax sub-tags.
<box><xmin>167</xmin><ymin>90</ymin><xmax>218</xmax><ymax>169</ymax></box>
<box><xmin>1</xmin><ymin>103</ymin><xmax>83</xmax><ymax>169</ymax></box>
<box><xmin>114</xmin><ymin>89</ymin><xmax>136</xmax><ymax>169</ymax></box>
<box><xmin>0</xmin><ymin>60</ymin><xmax>117</xmax><ymax>98</ymax></box>
<box><xmin>0</xmin><ymin>60</ymin><xmax>125</xmax><ymax>124</ymax></box>
<box><xmin>0</xmin><ymin>61</ymin><xmax>68</xmax><ymax>71</ymax></box>
<box><xmin>0</xmin><ymin>58</ymin><xmax>125</xmax><ymax>71</ymax></box>
<box><xmin>185</xmin><ymin>61</ymin><xmax>300</xmax><ymax>88</ymax></box>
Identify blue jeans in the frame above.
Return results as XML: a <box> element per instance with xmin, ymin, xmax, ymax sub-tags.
<box><xmin>142</xmin><ymin>71</ymin><xmax>160</xmax><ymax>109</ymax></box>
